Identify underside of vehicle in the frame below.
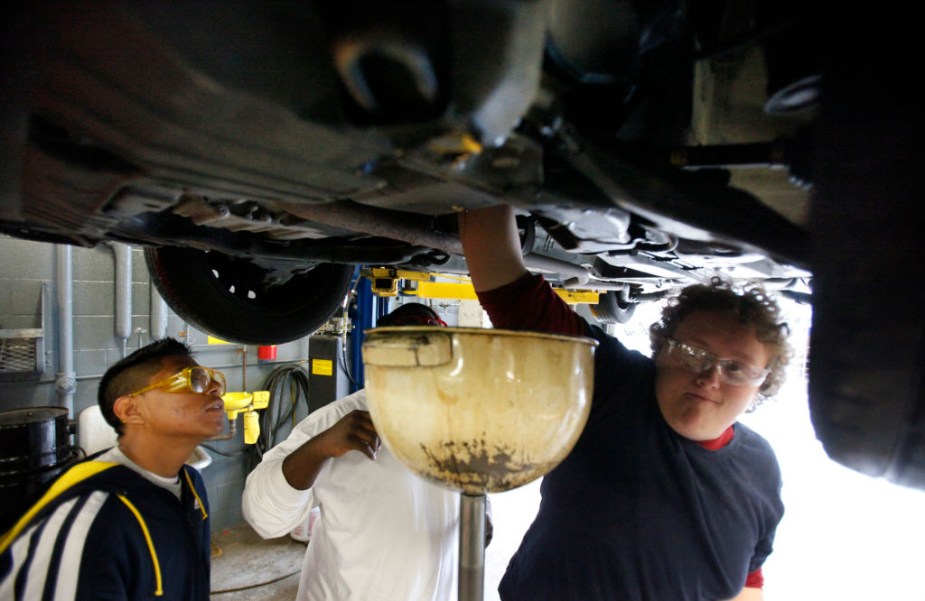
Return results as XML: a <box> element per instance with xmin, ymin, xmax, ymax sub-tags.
<box><xmin>1</xmin><ymin>1</ymin><xmax>923</xmax><ymax>489</ymax></box>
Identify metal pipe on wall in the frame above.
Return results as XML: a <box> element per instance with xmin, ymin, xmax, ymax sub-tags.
<box><xmin>150</xmin><ymin>285</ymin><xmax>168</xmax><ymax>340</ymax></box>
<box><xmin>54</xmin><ymin>245</ymin><xmax>75</xmax><ymax>416</ymax></box>
<box><xmin>111</xmin><ymin>243</ymin><xmax>132</xmax><ymax>356</ymax></box>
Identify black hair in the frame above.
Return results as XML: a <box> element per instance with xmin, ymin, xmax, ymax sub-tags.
<box><xmin>378</xmin><ymin>302</ymin><xmax>444</xmax><ymax>326</ymax></box>
<box><xmin>97</xmin><ymin>337</ymin><xmax>194</xmax><ymax>435</ymax></box>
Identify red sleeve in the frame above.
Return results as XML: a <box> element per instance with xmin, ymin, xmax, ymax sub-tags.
<box><xmin>745</xmin><ymin>568</ymin><xmax>764</xmax><ymax>589</ymax></box>
<box><xmin>476</xmin><ymin>273</ymin><xmax>585</xmax><ymax>336</ymax></box>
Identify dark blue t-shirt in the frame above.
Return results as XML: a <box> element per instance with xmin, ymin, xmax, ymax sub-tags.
<box><xmin>498</xmin><ymin>325</ymin><xmax>784</xmax><ymax>601</ymax></box>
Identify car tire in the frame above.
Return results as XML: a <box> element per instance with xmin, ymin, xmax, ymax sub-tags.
<box><xmin>590</xmin><ymin>289</ymin><xmax>637</xmax><ymax>324</ymax></box>
<box><xmin>145</xmin><ymin>247</ymin><xmax>354</xmax><ymax>345</ymax></box>
<box><xmin>808</xmin><ymin>11</ymin><xmax>925</xmax><ymax>489</ymax></box>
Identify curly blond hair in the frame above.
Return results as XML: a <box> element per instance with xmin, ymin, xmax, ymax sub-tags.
<box><xmin>648</xmin><ymin>279</ymin><xmax>792</xmax><ymax>406</ymax></box>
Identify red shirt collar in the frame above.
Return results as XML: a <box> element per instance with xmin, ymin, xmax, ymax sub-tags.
<box><xmin>697</xmin><ymin>425</ymin><xmax>735</xmax><ymax>450</ymax></box>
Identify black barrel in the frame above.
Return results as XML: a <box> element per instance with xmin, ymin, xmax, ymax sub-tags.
<box><xmin>0</xmin><ymin>406</ymin><xmax>78</xmax><ymax>532</ymax></box>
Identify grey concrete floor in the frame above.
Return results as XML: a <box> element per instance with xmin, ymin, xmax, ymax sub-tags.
<box><xmin>208</xmin><ymin>481</ymin><xmax>542</xmax><ymax>601</ymax></box>
<box><xmin>210</xmin><ymin>524</ymin><xmax>303</xmax><ymax>601</ymax></box>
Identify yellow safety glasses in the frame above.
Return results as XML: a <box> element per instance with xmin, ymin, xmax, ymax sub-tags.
<box><xmin>129</xmin><ymin>366</ymin><xmax>227</xmax><ymax>397</ymax></box>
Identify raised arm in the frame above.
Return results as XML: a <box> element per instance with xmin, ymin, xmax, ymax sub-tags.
<box><xmin>458</xmin><ymin>204</ymin><xmax>585</xmax><ymax>336</ymax></box>
<box><xmin>280</xmin><ymin>409</ymin><xmax>379</xmax><ymax>489</ymax></box>
<box><xmin>457</xmin><ymin>204</ymin><xmax>527</xmax><ymax>292</ymax></box>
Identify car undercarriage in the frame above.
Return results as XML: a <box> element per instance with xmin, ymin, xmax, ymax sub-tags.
<box><xmin>1</xmin><ymin>1</ymin><xmax>923</xmax><ymax>489</ymax></box>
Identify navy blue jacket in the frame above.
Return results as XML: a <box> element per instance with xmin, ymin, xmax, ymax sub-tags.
<box><xmin>0</xmin><ymin>460</ymin><xmax>211</xmax><ymax>600</ymax></box>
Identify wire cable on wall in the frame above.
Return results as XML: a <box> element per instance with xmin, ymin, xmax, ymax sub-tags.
<box><xmin>338</xmin><ymin>334</ymin><xmax>357</xmax><ymax>390</ymax></box>
<box><xmin>246</xmin><ymin>363</ymin><xmax>312</xmax><ymax>473</ymax></box>
<box><xmin>246</xmin><ymin>277</ymin><xmax>361</xmax><ymax>472</ymax></box>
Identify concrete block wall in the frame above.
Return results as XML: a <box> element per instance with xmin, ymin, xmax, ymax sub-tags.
<box><xmin>0</xmin><ymin>235</ymin><xmax>322</xmax><ymax>529</ymax></box>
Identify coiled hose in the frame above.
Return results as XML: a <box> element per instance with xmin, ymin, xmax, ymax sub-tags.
<box><xmin>246</xmin><ymin>363</ymin><xmax>312</xmax><ymax>473</ymax></box>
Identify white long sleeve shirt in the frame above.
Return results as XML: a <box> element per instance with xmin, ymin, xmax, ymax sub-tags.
<box><xmin>242</xmin><ymin>390</ymin><xmax>459</xmax><ymax>601</ymax></box>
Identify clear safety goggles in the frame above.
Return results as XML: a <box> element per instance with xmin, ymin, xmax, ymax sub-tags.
<box><xmin>665</xmin><ymin>338</ymin><xmax>770</xmax><ymax>387</ymax></box>
<box><xmin>130</xmin><ymin>366</ymin><xmax>227</xmax><ymax>397</ymax></box>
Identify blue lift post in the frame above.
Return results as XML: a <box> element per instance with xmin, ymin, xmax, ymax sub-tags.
<box><xmin>350</xmin><ymin>275</ymin><xmax>385</xmax><ymax>392</ymax></box>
